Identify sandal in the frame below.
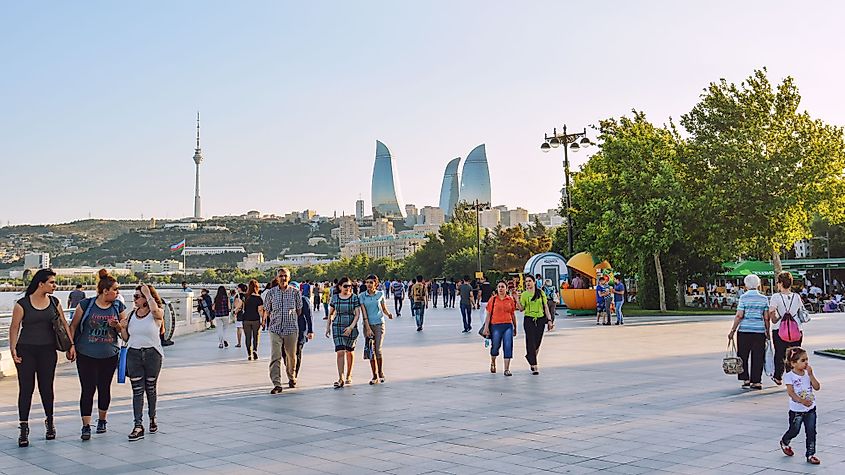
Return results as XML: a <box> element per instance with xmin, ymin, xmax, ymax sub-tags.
<box><xmin>333</xmin><ymin>380</ymin><xmax>344</xmax><ymax>389</ymax></box>
<box><xmin>750</xmin><ymin>383</ymin><xmax>763</xmax><ymax>390</ymax></box>
<box><xmin>741</xmin><ymin>381</ymin><xmax>751</xmax><ymax>389</ymax></box>
<box><xmin>490</xmin><ymin>363</ymin><xmax>496</xmax><ymax>374</ymax></box>
<box><xmin>807</xmin><ymin>455</ymin><xmax>820</xmax><ymax>465</ymax></box>
<box><xmin>504</xmin><ymin>370</ymin><xmax>512</xmax><ymax>377</ymax></box>
<box><xmin>780</xmin><ymin>440</ymin><xmax>794</xmax><ymax>457</ymax></box>
<box><xmin>345</xmin><ymin>377</ymin><xmax>352</xmax><ymax>385</ymax></box>
<box><xmin>772</xmin><ymin>378</ymin><xmax>782</xmax><ymax>385</ymax></box>
<box><xmin>369</xmin><ymin>377</ymin><xmax>379</xmax><ymax>385</ymax></box>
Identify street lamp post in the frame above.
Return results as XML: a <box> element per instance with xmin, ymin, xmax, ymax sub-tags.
<box><xmin>466</xmin><ymin>199</ymin><xmax>489</xmax><ymax>276</ymax></box>
<box><xmin>540</xmin><ymin>125</ymin><xmax>592</xmax><ymax>256</ymax></box>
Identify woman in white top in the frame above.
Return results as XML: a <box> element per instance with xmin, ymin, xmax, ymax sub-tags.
<box><xmin>768</xmin><ymin>271</ymin><xmax>804</xmax><ymax>386</ymax></box>
<box><xmin>119</xmin><ymin>284</ymin><xmax>164</xmax><ymax>441</ymax></box>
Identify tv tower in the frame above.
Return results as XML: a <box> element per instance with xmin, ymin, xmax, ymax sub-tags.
<box><xmin>192</xmin><ymin>112</ymin><xmax>203</xmax><ymax>219</ymax></box>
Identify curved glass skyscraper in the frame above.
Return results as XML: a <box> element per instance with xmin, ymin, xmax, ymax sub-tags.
<box><xmin>459</xmin><ymin>144</ymin><xmax>491</xmax><ymax>204</ymax></box>
<box><xmin>371</xmin><ymin>140</ymin><xmax>406</xmax><ymax>218</ymax></box>
<box><xmin>439</xmin><ymin>157</ymin><xmax>461</xmax><ymax>220</ymax></box>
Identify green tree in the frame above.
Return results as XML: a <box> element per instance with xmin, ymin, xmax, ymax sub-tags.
<box><xmin>571</xmin><ymin>112</ymin><xmax>687</xmax><ymax>311</ymax></box>
<box><xmin>681</xmin><ymin>68</ymin><xmax>845</xmax><ymax>273</ymax></box>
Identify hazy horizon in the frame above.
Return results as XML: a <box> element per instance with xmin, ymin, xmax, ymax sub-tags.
<box><xmin>2</xmin><ymin>1</ymin><xmax>844</xmax><ymax>225</ymax></box>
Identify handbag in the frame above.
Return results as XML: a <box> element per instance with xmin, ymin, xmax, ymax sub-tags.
<box><xmin>722</xmin><ymin>338</ymin><xmax>744</xmax><ymax>375</ymax></box>
<box><xmin>49</xmin><ymin>297</ymin><xmax>73</xmax><ymax>352</ymax></box>
<box><xmin>479</xmin><ymin>297</ymin><xmax>495</xmax><ymax>337</ymax></box>
<box><xmin>117</xmin><ymin>345</ymin><xmax>128</xmax><ymax>383</ymax></box>
<box><xmin>363</xmin><ymin>337</ymin><xmax>374</xmax><ymax>360</ymax></box>
<box><xmin>764</xmin><ymin>338</ymin><xmax>774</xmax><ymax>377</ymax></box>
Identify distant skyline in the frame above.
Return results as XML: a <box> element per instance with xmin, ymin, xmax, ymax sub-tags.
<box><xmin>2</xmin><ymin>1</ymin><xmax>844</xmax><ymax>225</ymax></box>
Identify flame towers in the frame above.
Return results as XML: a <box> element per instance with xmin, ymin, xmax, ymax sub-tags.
<box><xmin>371</xmin><ymin>140</ymin><xmax>406</xmax><ymax>218</ymax></box>
<box><xmin>439</xmin><ymin>157</ymin><xmax>461</xmax><ymax>220</ymax></box>
<box><xmin>459</xmin><ymin>144</ymin><xmax>491</xmax><ymax>205</ymax></box>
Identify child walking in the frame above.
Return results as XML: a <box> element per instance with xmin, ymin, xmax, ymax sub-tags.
<box><xmin>779</xmin><ymin>347</ymin><xmax>821</xmax><ymax>465</ymax></box>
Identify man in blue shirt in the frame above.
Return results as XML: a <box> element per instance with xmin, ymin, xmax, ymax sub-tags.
<box><xmin>613</xmin><ymin>274</ymin><xmax>626</xmax><ymax>325</ymax></box>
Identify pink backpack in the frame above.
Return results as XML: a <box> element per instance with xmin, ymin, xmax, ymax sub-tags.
<box><xmin>778</xmin><ymin>294</ymin><xmax>802</xmax><ymax>343</ymax></box>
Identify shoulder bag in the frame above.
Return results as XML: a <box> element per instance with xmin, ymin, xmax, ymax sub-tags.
<box><xmin>49</xmin><ymin>296</ymin><xmax>73</xmax><ymax>352</ymax></box>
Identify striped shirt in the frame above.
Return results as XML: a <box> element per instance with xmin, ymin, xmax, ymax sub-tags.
<box><xmin>264</xmin><ymin>285</ymin><xmax>303</xmax><ymax>336</ymax></box>
<box><xmin>737</xmin><ymin>290</ymin><xmax>769</xmax><ymax>333</ymax></box>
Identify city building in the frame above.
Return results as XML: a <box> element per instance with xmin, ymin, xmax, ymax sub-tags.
<box><xmin>413</xmin><ymin>223</ymin><xmax>441</xmax><ymax>235</ymax></box>
<box><xmin>119</xmin><ymin>259</ymin><xmax>184</xmax><ymax>273</ymax></box>
<box><xmin>308</xmin><ymin>237</ymin><xmax>328</xmax><ymax>246</ymax></box>
<box><xmin>341</xmin><ymin>232</ymin><xmax>427</xmax><ymax>260</ymax></box>
<box><xmin>24</xmin><ymin>252</ymin><xmax>50</xmax><ymax>270</ymax></box>
<box><xmin>439</xmin><ymin>157</ymin><xmax>461</xmax><ymax>220</ymax></box>
<box><xmin>404</xmin><ymin>204</ymin><xmax>418</xmax><ymax>227</ymax></box>
<box><xmin>373</xmin><ymin>218</ymin><xmax>394</xmax><ymax>236</ymax></box>
<box><xmin>163</xmin><ymin>222</ymin><xmax>198</xmax><ymax>230</ymax></box>
<box><xmin>334</xmin><ymin>216</ymin><xmax>361</xmax><ymax>247</ymax></box>
<box><xmin>192</xmin><ymin>112</ymin><xmax>203</xmax><ymax>219</ymax></box>
<box><xmin>459</xmin><ymin>144</ymin><xmax>491</xmax><ymax>205</ymax></box>
<box><xmin>279</xmin><ymin>253</ymin><xmax>334</xmax><ymax>266</ymax></box>
<box><xmin>301</xmin><ymin>209</ymin><xmax>317</xmax><ymax>221</ymax></box>
<box><xmin>420</xmin><ymin>206</ymin><xmax>445</xmax><ymax>226</ymax></box>
<box><xmin>371</xmin><ymin>140</ymin><xmax>406</xmax><ymax>218</ymax></box>
<box><xmin>181</xmin><ymin>246</ymin><xmax>246</xmax><ymax>256</ymax></box>
<box><xmin>506</xmin><ymin>208</ymin><xmax>529</xmax><ymax>227</ymax></box>
<box><xmin>237</xmin><ymin>253</ymin><xmax>266</xmax><ymax>270</ymax></box>
<box><xmin>355</xmin><ymin>199</ymin><xmax>365</xmax><ymax>222</ymax></box>
<box><xmin>479</xmin><ymin>209</ymin><xmax>501</xmax><ymax>230</ymax></box>
<box><xmin>794</xmin><ymin>239</ymin><xmax>812</xmax><ymax>259</ymax></box>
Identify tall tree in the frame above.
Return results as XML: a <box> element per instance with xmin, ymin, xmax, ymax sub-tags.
<box><xmin>571</xmin><ymin>112</ymin><xmax>687</xmax><ymax>311</ymax></box>
<box><xmin>681</xmin><ymin>68</ymin><xmax>845</xmax><ymax>273</ymax></box>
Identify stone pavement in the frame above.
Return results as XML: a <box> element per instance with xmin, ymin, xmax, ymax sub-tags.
<box><xmin>1</xmin><ymin>305</ymin><xmax>844</xmax><ymax>474</ymax></box>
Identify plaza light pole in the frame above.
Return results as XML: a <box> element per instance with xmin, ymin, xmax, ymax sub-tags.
<box><xmin>540</xmin><ymin>125</ymin><xmax>592</xmax><ymax>256</ymax></box>
<box><xmin>467</xmin><ymin>199</ymin><xmax>489</xmax><ymax>276</ymax></box>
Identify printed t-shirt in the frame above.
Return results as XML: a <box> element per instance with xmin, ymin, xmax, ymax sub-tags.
<box><xmin>359</xmin><ymin>291</ymin><xmax>386</xmax><ymax>325</ymax></box>
<box><xmin>486</xmin><ymin>295</ymin><xmax>516</xmax><ymax>324</ymax></box>
<box><xmin>519</xmin><ymin>291</ymin><xmax>547</xmax><ymax>318</ymax></box>
<box><xmin>411</xmin><ymin>283</ymin><xmax>426</xmax><ymax>302</ymax></box>
<box><xmin>76</xmin><ymin>298</ymin><xmax>125</xmax><ymax>359</ymax></box>
<box><xmin>784</xmin><ymin>370</ymin><xmax>815</xmax><ymax>412</ymax></box>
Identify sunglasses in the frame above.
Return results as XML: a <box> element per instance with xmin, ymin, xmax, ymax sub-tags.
<box><xmin>133</xmin><ymin>294</ymin><xmax>144</xmax><ymax>299</ymax></box>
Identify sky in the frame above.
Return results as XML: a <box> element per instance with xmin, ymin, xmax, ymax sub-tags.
<box><xmin>1</xmin><ymin>1</ymin><xmax>844</xmax><ymax>225</ymax></box>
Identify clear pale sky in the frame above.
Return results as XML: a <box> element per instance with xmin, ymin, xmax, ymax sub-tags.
<box><xmin>1</xmin><ymin>1</ymin><xmax>843</xmax><ymax>225</ymax></box>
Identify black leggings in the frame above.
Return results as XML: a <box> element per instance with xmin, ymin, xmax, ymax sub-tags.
<box><xmin>243</xmin><ymin>320</ymin><xmax>261</xmax><ymax>355</ymax></box>
<box><xmin>15</xmin><ymin>344</ymin><xmax>57</xmax><ymax>422</ymax></box>
<box><xmin>524</xmin><ymin>317</ymin><xmax>548</xmax><ymax>366</ymax></box>
<box><xmin>76</xmin><ymin>353</ymin><xmax>119</xmax><ymax>417</ymax></box>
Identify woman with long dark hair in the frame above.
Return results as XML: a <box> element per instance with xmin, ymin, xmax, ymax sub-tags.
<box><xmin>325</xmin><ymin>277</ymin><xmax>361</xmax><ymax>388</ymax></box>
<box><xmin>516</xmin><ymin>275</ymin><xmax>553</xmax><ymax>375</ymax></box>
<box><xmin>242</xmin><ymin>279</ymin><xmax>265</xmax><ymax>360</ymax></box>
<box><xmin>118</xmin><ymin>284</ymin><xmax>164</xmax><ymax>441</ymax></box>
<box><xmin>69</xmin><ymin>269</ymin><xmax>127</xmax><ymax>440</ymax></box>
<box><xmin>10</xmin><ymin>269</ymin><xmax>72</xmax><ymax>447</ymax></box>
<box><xmin>481</xmin><ymin>281</ymin><xmax>517</xmax><ymax>376</ymax></box>
<box><xmin>212</xmin><ymin>286</ymin><xmax>230</xmax><ymax>349</ymax></box>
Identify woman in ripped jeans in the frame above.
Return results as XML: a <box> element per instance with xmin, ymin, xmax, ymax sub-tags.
<box><xmin>119</xmin><ymin>284</ymin><xmax>164</xmax><ymax>441</ymax></box>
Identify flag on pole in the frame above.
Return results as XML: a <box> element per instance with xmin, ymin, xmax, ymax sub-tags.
<box><xmin>170</xmin><ymin>239</ymin><xmax>186</xmax><ymax>252</ymax></box>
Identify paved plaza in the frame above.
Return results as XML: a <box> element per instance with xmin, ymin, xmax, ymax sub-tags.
<box><xmin>1</xmin><ymin>306</ymin><xmax>844</xmax><ymax>474</ymax></box>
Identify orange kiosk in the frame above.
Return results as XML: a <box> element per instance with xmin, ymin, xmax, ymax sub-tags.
<box><xmin>561</xmin><ymin>251</ymin><xmax>613</xmax><ymax>315</ymax></box>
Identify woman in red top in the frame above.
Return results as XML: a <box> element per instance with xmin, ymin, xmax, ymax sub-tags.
<box><xmin>482</xmin><ymin>281</ymin><xmax>518</xmax><ymax>376</ymax></box>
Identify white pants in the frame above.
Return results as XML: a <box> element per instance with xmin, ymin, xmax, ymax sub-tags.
<box><xmin>216</xmin><ymin>316</ymin><xmax>229</xmax><ymax>344</ymax></box>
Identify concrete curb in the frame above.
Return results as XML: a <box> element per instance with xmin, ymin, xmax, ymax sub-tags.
<box><xmin>814</xmin><ymin>349</ymin><xmax>845</xmax><ymax>360</ymax></box>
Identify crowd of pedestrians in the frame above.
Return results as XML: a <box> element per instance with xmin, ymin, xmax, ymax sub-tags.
<box><xmin>11</xmin><ymin>266</ymin><xmax>828</xmax><ymax>465</ymax></box>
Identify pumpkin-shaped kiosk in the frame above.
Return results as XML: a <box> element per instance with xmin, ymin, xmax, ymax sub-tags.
<box><xmin>561</xmin><ymin>252</ymin><xmax>614</xmax><ymax>315</ymax></box>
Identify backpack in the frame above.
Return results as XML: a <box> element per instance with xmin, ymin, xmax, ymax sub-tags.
<box><xmin>778</xmin><ymin>294</ymin><xmax>802</xmax><ymax>343</ymax></box>
<box><xmin>412</xmin><ymin>283</ymin><xmax>426</xmax><ymax>302</ymax></box>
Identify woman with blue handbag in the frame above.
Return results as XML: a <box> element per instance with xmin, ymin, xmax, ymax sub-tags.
<box><xmin>118</xmin><ymin>284</ymin><xmax>164</xmax><ymax>441</ymax></box>
<box><xmin>68</xmin><ymin>269</ymin><xmax>127</xmax><ymax>441</ymax></box>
